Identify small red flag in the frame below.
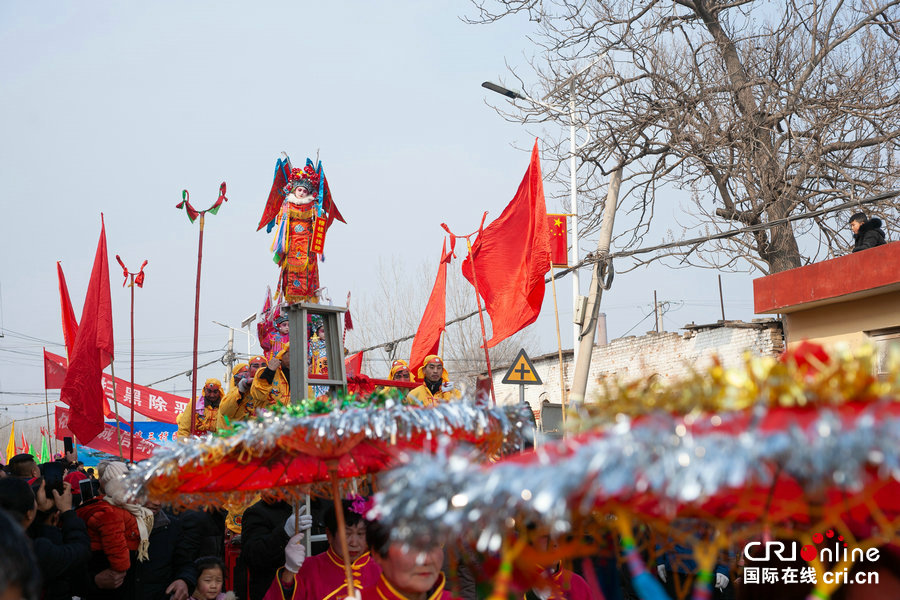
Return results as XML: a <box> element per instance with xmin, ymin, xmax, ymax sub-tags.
<box><xmin>345</xmin><ymin>351</ymin><xmax>364</xmax><ymax>378</ymax></box>
<box><xmin>409</xmin><ymin>240</ymin><xmax>453</xmax><ymax>375</ymax></box>
<box><xmin>547</xmin><ymin>214</ymin><xmax>568</xmax><ymax>267</ymax></box>
<box><xmin>43</xmin><ymin>349</ymin><xmax>68</xmax><ymax>389</ymax></box>
<box><xmin>60</xmin><ymin>215</ymin><xmax>115</xmax><ymax>443</ymax></box>
<box><xmin>57</xmin><ymin>262</ymin><xmax>79</xmax><ymax>356</ymax></box>
<box><xmin>461</xmin><ymin>140</ymin><xmax>550</xmax><ymax>347</ymax></box>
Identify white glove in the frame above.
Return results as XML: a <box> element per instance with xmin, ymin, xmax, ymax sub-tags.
<box><xmin>284</xmin><ymin>511</ymin><xmax>313</xmax><ymax>536</ymax></box>
<box><xmin>441</xmin><ymin>381</ymin><xmax>455</xmax><ymax>393</ymax></box>
<box><xmin>657</xmin><ymin>565</ymin><xmax>667</xmax><ymax>582</ymax></box>
<box><xmin>715</xmin><ymin>573</ymin><xmax>728</xmax><ymax>590</ymax></box>
<box><xmin>238</xmin><ymin>378</ymin><xmax>251</xmax><ymax>393</ymax></box>
<box><xmin>284</xmin><ymin>532</ymin><xmax>306</xmax><ymax>573</ymax></box>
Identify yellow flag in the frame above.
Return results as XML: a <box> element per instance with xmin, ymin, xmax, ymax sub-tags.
<box><xmin>5</xmin><ymin>421</ymin><xmax>15</xmax><ymax>464</ymax></box>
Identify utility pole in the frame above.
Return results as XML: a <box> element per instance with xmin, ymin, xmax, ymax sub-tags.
<box><xmin>569</xmin><ymin>169</ymin><xmax>621</xmax><ymax>406</ymax></box>
<box><xmin>224</xmin><ymin>329</ymin><xmax>235</xmax><ymax>386</ymax></box>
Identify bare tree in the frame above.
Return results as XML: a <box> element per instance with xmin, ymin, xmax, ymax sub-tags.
<box><xmin>348</xmin><ymin>257</ymin><xmax>537</xmax><ymax>388</ymax></box>
<box><xmin>471</xmin><ymin>0</ymin><xmax>900</xmax><ymax>274</ymax></box>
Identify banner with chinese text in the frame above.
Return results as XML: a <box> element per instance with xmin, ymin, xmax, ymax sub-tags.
<box><xmin>55</xmin><ymin>406</ymin><xmax>158</xmax><ymax>460</ymax></box>
<box><xmin>46</xmin><ymin>351</ymin><xmax>186</xmax><ymax>424</ymax></box>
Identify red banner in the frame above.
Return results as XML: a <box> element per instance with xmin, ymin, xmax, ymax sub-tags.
<box><xmin>310</xmin><ymin>216</ymin><xmax>327</xmax><ymax>254</ymax></box>
<box><xmin>55</xmin><ymin>406</ymin><xmax>158</xmax><ymax>461</ymax></box>
<box><xmin>547</xmin><ymin>214</ymin><xmax>568</xmax><ymax>267</ymax></box>
<box><xmin>46</xmin><ymin>351</ymin><xmax>186</xmax><ymax>424</ymax></box>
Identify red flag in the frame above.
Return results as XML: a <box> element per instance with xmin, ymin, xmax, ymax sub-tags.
<box><xmin>344</xmin><ymin>351</ymin><xmax>364</xmax><ymax>378</ymax></box>
<box><xmin>21</xmin><ymin>433</ymin><xmax>30</xmax><ymax>456</ymax></box>
<box><xmin>60</xmin><ymin>216</ymin><xmax>115</xmax><ymax>443</ymax></box>
<box><xmin>547</xmin><ymin>214</ymin><xmax>568</xmax><ymax>267</ymax></box>
<box><xmin>410</xmin><ymin>240</ymin><xmax>453</xmax><ymax>374</ymax></box>
<box><xmin>57</xmin><ymin>262</ymin><xmax>79</xmax><ymax>356</ymax></box>
<box><xmin>461</xmin><ymin>141</ymin><xmax>550</xmax><ymax>348</ymax></box>
<box><xmin>44</xmin><ymin>349</ymin><xmax>68</xmax><ymax>389</ymax></box>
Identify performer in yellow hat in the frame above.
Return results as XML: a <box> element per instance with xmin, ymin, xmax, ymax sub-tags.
<box><xmin>176</xmin><ymin>378</ymin><xmax>224</xmax><ymax>438</ymax></box>
<box><xmin>406</xmin><ymin>355</ymin><xmax>460</xmax><ymax>407</ymax></box>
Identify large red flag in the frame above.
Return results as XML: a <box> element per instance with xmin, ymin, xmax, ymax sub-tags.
<box><xmin>409</xmin><ymin>240</ymin><xmax>453</xmax><ymax>374</ymax></box>
<box><xmin>60</xmin><ymin>216</ymin><xmax>115</xmax><ymax>443</ymax></box>
<box><xmin>57</xmin><ymin>262</ymin><xmax>79</xmax><ymax>356</ymax></box>
<box><xmin>461</xmin><ymin>141</ymin><xmax>550</xmax><ymax>348</ymax></box>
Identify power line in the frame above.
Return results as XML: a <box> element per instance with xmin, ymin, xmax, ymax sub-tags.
<box><xmin>349</xmin><ymin>191</ymin><xmax>896</xmax><ymax>355</ymax></box>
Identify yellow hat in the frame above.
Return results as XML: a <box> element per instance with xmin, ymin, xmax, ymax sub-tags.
<box><xmin>232</xmin><ymin>363</ymin><xmax>249</xmax><ymax>376</ymax></box>
<box><xmin>416</xmin><ymin>355</ymin><xmax>448</xmax><ymax>382</ymax></box>
<box><xmin>389</xmin><ymin>359</ymin><xmax>413</xmax><ymax>382</ymax></box>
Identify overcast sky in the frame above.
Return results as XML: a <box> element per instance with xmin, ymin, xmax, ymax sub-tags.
<box><xmin>0</xmin><ymin>1</ymin><xmax>762</xmax><ymax>434</ymax></box>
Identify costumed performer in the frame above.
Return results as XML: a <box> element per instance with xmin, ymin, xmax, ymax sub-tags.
<box><xmin>525</xmin><ymin>529</ymin><xmax>599</xmax><ymax>600</ymax></box>
<box><xmin>257</xmin><ymin>156</ymin><xmax>344</xmax><ymax>305</ymax></box>
<box><xmin>260</xmin><ymin>313</ymin><xmax>290</xmax><ymax>361</ymax></box>
<box><xmin>249</xmin><ymin>345</ymin><xmax>291</xmax><ymax>413</ymax></box>
<box><xmin>308</xmin><ymin>315</ymin><xmax>329</xmax><ymax>400</ymax></box>
<box><xmin>362</xmin><ymin>517</ymin><xmax>451</xmax><ymax>600</ymax></box>
<box><xmin>265</xmin><ymin>498</ymin><xmax>380</xmax><ymax>600</ymax></box>
<box><xmin>176</xmin><ymin>379</ymin><xmax>224</xmax><ymax>438</ymax></box>
<box><xmin>217</xmin><ymin>356</ymin><xmax>268</xmax><ymax>432</ymax></box>
<box><xmin>407</xmin><ymin>356</ymin><xmax>460</xmax><ymax>407</ymax></box>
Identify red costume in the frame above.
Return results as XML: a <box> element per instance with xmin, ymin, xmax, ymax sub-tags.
<box><xmin>264</xmin><ymin>548</ymin><xmax>381</xmax><ymax>600</ymax></box>
<box><xmin>527</xmin><ymin>569</ymin><xmax>597</xmax><ymax>600</ymax></box>
<box><xmin>360</xmin><ymin>573</ymin><xmax>452</xmax><ymax>600</ymax></box>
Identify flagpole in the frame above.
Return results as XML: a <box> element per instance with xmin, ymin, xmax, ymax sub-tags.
<box><xmin>190</xmin><ymin>212</ymin><xmax>205</xmax><ymax>437</ymax></box>
<box><xmin>129</xmin><ymin>273</ymin><xmax>135</xmax><ymax>462</ymax></box>
<box><xmin>108</xmin><ymin>362</ymin><xmax>124</xmax><ymax>459</ymax></box>
<box><xmin>465</xmin><ymin>239</ymin><xmax>496</xmax><ymax>405</ymax></box>
<box><xmin>548</xmin><ymin>267</ymin><xmax>567</xmax><ymax>436</ymax></box>
<box><xmin>176</xmin><ymin>183</ymin><xmax>226</xmax><ymax>437</ymax></box>
<box><xmin>42</xmin><ymin>347</ymin><xmax>54</xmax><ymax>455</ymax></box>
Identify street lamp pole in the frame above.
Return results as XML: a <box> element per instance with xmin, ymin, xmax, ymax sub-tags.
<box><xmin>568</xmin><ymin>80</ymin><xmax>580</xmax><ymax>365</ymax></box>
<box><xmin>482</xmin><ymin>81</ymin><xmax>580</xmax><ymax>364</ymax></box>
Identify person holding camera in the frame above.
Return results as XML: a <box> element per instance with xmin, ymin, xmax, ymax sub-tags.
<box><xmin>0</xmin><ymin>476</ymin><xmax>90</xmax><ymax>600</ymax></box>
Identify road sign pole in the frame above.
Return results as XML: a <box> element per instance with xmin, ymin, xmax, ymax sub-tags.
<box><xmin>519</xmin><ymin>384</ymin><xmax>525</xmax><ymax>406</ymax></box>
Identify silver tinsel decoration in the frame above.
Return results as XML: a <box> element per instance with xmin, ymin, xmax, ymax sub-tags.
<box><xmin>124</xmin><ymin>399</ymin><xmax>533</xmax><ymax>507</ymax></box>
<box><xmin>372</xmin><ymin>403</ymin><xmax>900</xmax><ymax>549</ymax></box>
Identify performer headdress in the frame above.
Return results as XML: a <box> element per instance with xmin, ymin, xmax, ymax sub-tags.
<box><xmin>285</xmin><ymin>164</ymin><xmax>320</xmax><ymax>196</ymax></box>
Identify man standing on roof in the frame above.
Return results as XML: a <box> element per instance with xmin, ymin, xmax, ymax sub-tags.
<box><xmin>176</xmin><ymin>379</ymin><xmax>224</xmax><ymax>438</ymax></box>
<box><xmin>406</xmin><ymin>355</ymin><xmax>460</xmax><ymax>407</ymax></box>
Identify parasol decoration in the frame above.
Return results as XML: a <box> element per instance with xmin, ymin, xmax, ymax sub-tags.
<box><xmin>372</xmin><ymin>345</ymin><xmax>900</xmax><ymax>599</ymax></box>
<box><xmin>124</xmin><ymin>398</ymin><xmax>532</xmax><ymax>508</ymax></box>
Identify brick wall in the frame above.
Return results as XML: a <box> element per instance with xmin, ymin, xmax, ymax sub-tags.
<box><xmin>491</xmin><ymin>320</ymin><xmax>784</xmax><ymax>409</ymax></box>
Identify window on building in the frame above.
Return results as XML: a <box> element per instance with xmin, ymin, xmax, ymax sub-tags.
<box><xmin>867</xmin><ymin>327</ymin><xmax>900</xmax><ymax>376</ymax></box>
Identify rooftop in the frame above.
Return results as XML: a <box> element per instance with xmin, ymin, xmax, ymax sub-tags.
<box><xmin>754</xmin><ymin>242</ymin><xmax>900</xmax><ymax>314</ymax></box>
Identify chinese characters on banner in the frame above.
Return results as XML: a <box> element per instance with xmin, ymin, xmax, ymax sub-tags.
<box><xmin>310</xmin><ymin>216</ymin><xmax>327</xmax><ymax>253</ymax></box>
<box><xmin>46</xmin><ymin>351</ymin><xmax>185</xmax><ymax>424</ymax></box>
<box><xmin>55</xmin><ymin>406</ymin><xmax>158</xmax><ymax>460</ymax></box>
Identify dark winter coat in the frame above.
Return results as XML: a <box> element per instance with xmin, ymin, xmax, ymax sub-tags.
<box><xmin>853</xmin><ymin>217</ymin><xmax>887</xmax><ymax>252</ymax></box>
<box><xmin>239</xmin><ymin>499</ymin><xmax>292</xmax><ymax>600</ymax></box>
<box><xmin>31</xmin><ymin>509</ymin><xmax>92</xmax><ymax>600</ymax></box>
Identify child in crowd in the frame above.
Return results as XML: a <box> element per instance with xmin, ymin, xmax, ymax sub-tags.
<box><xmin>192</xmin><ymin>556</ymin><xmax>235</xmax><ymax>600</ymax></box>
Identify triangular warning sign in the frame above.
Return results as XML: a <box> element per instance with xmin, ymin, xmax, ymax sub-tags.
<box><xmin>501</xmin><ymin>349</ymin><xmax>542</xmax><ymax>385</ymax></box>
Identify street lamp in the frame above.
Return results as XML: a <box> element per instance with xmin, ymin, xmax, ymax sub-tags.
<box><xmin>481</xmin><ymin>80</ymin><xmax>583</xmax><ymax>364</ymax></box>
